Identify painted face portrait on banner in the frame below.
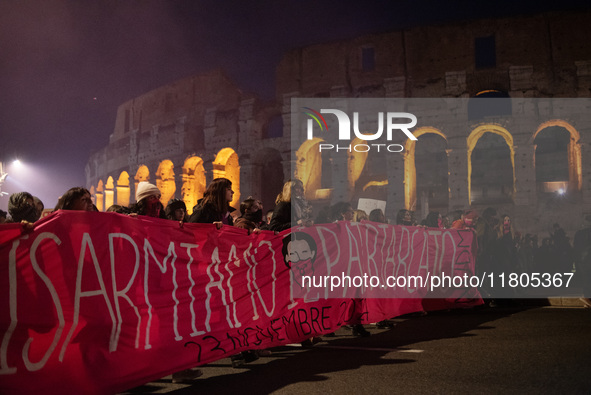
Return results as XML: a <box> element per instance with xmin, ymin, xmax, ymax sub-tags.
<box><xmin>282</xmin><ymin>232</ymin><xmax>317</xmax><ymax>287</ymax></box>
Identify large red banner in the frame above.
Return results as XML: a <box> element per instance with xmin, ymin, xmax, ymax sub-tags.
<box><xmin>0</xmin><ymin>211</ymin><xmax>480</xmax><ymax>394</ymax></box>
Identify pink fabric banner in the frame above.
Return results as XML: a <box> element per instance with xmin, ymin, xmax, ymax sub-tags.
<box><xmin>0</xmin><ymin>211</ymin><xmax>480</xmax><ymax>394</ymax></box>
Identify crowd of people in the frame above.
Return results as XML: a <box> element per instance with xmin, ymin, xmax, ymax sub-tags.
<box><xmin>2</xmin><ymin>179</ymin><xmax>590</xmax><ymax>297</ymax></box>
<box><xmin>2</xmin><ymin>177</ymin><xmax>590</xmax><ymax>383</ymax></box>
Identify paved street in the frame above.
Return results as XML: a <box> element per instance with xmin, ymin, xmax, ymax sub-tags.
<box><xmin>123</xmin><ymin>306</ymin><xmax>591</xmax><ymax>394</ymax></box>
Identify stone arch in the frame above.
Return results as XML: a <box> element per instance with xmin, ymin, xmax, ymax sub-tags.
<box><xmin>134</xmin><ymin>165</ymin><xmax>150</xmax><ymax>199</ymax></box>
<box><xmin>182</xmin><ymin>156</ymin><xmax>206</xmax><ymax>215</ymax></box>
<box><xmin>116</xmin><ymin>171</ymin><xmax>130</xmax><ymax>207</ymax></box>
<box><xmin>295</xmin><ymin>138</ymin><xmax>325</xmax><ymax>200</ymax></box>
<box><xmin>213</xmin><ymin>148</ymin><xmax>240</xmax><ymax>208</ymax></box>
<box><xmin>156</xmin><ymin>159</ymin><xmax>176</xmax><ymax>206</ymax></box>
<box><xmin>348</xmin><ymin>136</ymin><xmax>388</xmax><ymax>205</ymax></box>
<box><xmin>467</xmin><ymin>124</ymin><xmax>516</xmax><ymax>204</ymax></box>
<box><xmin>533</xmin><ymin>120</ymin><xmax>582</xmax><ymax>192</ymax></box>
<box><xmin>253</xmin><ymin>148</ymin><xmax>284</xmax><ymax>209</ymax></box>
<box><xmin>404</xmin><ymin>127</ymin><xmax>448</xmax><ymax>212</ymax></box>
<box><xmin>96</xmin><ymin>179</ymin><xmax>104</xmax><ymax>212</ymax></box>
<box><xmin>105</xmin><ymin>176</ymin><xmax>115</xmax><ymax>210</ymax></box>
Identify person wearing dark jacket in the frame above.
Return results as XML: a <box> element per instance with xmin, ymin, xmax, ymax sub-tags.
<box><xmin>268</xmin><ymin>179</ymin><xmax>312</xmax><ymax>232</ymax></box>
<box><xmin>7</xmin><ymin>192</ymin><xmax>38</xmax><ymax>223</ymax></box>
<box><xmin>188</xmin><ymin>178</ymin><xmax>235</xmax><ymax>227</ymax></box>
<box><xmin>129</xmin><ymin>182</ymin><xmax>167</xmax><ymax>219</ymax></box>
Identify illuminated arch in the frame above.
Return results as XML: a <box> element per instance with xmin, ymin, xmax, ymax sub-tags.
<box><xmin>96</xmin><ymin>179</ymin><xmax>104</xmax><ymax>212</ymax></box>
<box><xmin>295</xmin><ymin>138</ymin><xmax>324</xmax><ymax>200</ymax></box>
<box><xmin>533</xmin><ymin>120</ymin><xmax>582</xmax><ymax>192</ymax></box>
<box><xmin>134</xmin><ymin>165</ymin><xmax>150</xmax><ymax>197</ymax></box>
<box><xmin>116</xmin><ymin>171</ymin><xmax>130</xmax><ymax>207</ymax></box>
<box><xmin>156</xmin><ymin>159</ymin><xmax>176</xmax><ymax>206</ymax></box>
<box><xmin>105</xmin><ymin>176</ymin><xmax>115</xmax><ymax>210</ymax></box>
<box><xmin>182</xmin><ymin>156</ymin><xmax>206</xmax><ymax>215</ymax></box>
<box><xmin>467</xmin><ymin>124</ymin><xmax>515</xmax><ymax>204</ymax></box>
<box><xmin>404</xmin><ymin>127</ymin><xmax>448</xmax><ymax>210</ymax></box>
<box><xmin>349</xmin><ymin>137</ymin><xmax>369</xmax><ymax>187</ymax></box>
<box><xmin>213</xmin><ymin>148</ymin><xmax>240</xmax><ymax>208</ymax></box>
<box><xmin>347</xmin><ymin>136</ymin><xmax>390</xmax><ymax>203</ymax></box>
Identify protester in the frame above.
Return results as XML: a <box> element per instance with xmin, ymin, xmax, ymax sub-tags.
<box><xmin>268</xmin><ymin>179</ymin><xmax>313</xmax><ymax>231</ymax></box>
<box><xmin>550</xmin><ymin>223</ymin><xmax>574</xmax><ymax>273</ymax></box>
<box><xmin>106</xmin><ymin>204</ymin><xmax>131</xmax><ymax>214</ymax></box>
<box><xmin>396</xmin><ymin>209</ymin><xmax>416</xmax><ymax>226</ymax></box>
<box><xmin>574</xmin><ymin>215</ymin><xmax>591</xmax><ymax>308</ymax></box>
<box><xmin>188</xmin><ymin>178</ymin><xmax>236</xmax><ymax>227</ymax></box>
<box><xmin>265</xmin><ymin>209</ymin><xmax>274</xmax><ymax>226</ymax></box>
<box><xmin>353</xmin><ymin>209</ymin><xmax>368</xmax><ymax>222</ymax></box>
<box><xmin>165</xmin><ymin>199</ymin><xmax>187</xmax><ymax>222</ymax></box>
<box><xmin>369</xmin><ymin>208</ymin><xmax>387</xmax><ymax>224</ymax></box>
<box><xmin>424</xmin><ymin>211</ymin><xmax>443</xmax><ymax>228</ymax></box>
<box><xmin>451</xmin><ymin>209</ymin><xmax>477</xmax><ymax>230</ymax></box>
<box><xmin>331</xmin><ymin>201</ymin><xmax>355</xmax><ymax>223</ymax></box>
<box><xmin>7</xmin><ymin>192</ymin><xmax>38</xmax><ymax>223</ymax></box>
<box><xmin>55</xmin><ymin>187</ymin><xmax>94</xmax><ymax>211</ymax></box>
<box><xmin>129</xmin><ymin>182</ymin><xmax>167</xmax><ymax>219</ymax></box>
<box><xmin>239</xmin><ymin>196</ymin><xmax>265</xmax><ymax>228</ymax></box>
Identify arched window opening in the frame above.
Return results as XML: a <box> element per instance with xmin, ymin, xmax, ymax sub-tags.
<box><xmin>533</xmin><ymin>121</ymin><xmax>581</xmax><ymax>196</ymax></box>
<box><xmin>182</xmin><ymin>157</ymin><xmax>206</xmax><ymax>215</ymax></box>
<box><xmin>348</xmin><ymin>138</ymin><xmax>388</xmax><ymax>206</ymax></box>
<box><xmin>134</xmin><ymin>165</ymin><xmax>150</xmax><ymax>200</ymax></box>
<box><xmin>404</xmin><ymin>128</ymin><xmax>448</xmax><ymax>214</ymax></box>
<box><xmin>116</xmin><ymin>171</ymin><xmax>130</xmax><ymax>207</ymax></box>
<box><xmin>156</xmin><ymin>160</ymin><xmax>176</xmax><ymax>206</ymax></box>
<box><xmin>295</xmin><ymin>138</ymin><xmax>324</xmax><ymax>201</ymax></box>
<box><xmin>105</xmin><ymin>176</ymin><xmax>115</xmax><ymax>210</ymax></box>
<box><xmin>470</xmin><ymin>132</ymin><xmax>514</xmax><ymax>205</ymax></box>
<box><xmin>414</xmin><ymin>134</ymin><xmax>449</xmax><ymax>216</ymax></box>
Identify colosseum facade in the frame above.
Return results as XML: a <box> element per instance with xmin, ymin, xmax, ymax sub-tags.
<box><xmin>86</xmin><ymin>10</ymin><xmax>591</xmax><ymax>236</ymax></box>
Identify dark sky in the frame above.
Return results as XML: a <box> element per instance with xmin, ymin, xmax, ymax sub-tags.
<box><xmin>1</xmin><ymin>0</ymin><xmax>590</xmax><ymax>211</ymax></box>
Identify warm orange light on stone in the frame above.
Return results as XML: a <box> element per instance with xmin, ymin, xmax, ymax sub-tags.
<box><xmin>182</xmin><ymin>156</ymin><xmax>206</xmax><ymax>214</ymax></box>
<box><xmin>134</xmin><ymin>165</ymin><xmax>150</xmax><ymax>197</ymax></box>
<box><xmin>404</xmin><ymin>127</ymin><xmax>447</xmax><ymax>210</ymax></box>
<box><xmin>533</xmin><ymin>120</ymin><xmax>582</xmax><ymax>192</ymax></box>
<box><xmin>156</xmin><ymin>160</ymin><xmax>176</xmax><ymax>206</ymax></box>
<box><xmin>105</xmin><ymin>176</ymin><xmax>115</xmax><ymax>210</ymax></box>
<box><xmin>116</xmin><ymin>171</ymin><xmax>130</xmax><ymax>207</ymax></box>
<box><xmin>295</xmin><ymin>138</ymin><xmax>324</xmax><ymax>200</ymax></box>
<box><xmin>363</xmin><ymin>180</ymin><xmax>388</xmax><ymax>191</ymax></box>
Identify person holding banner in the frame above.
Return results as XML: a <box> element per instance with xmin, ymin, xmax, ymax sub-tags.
<box><xmin>6</xmin><ymin>192</ymin><xmax>38</xmax><ymax>223</ymax></box>
<box><xmin>130</xmin><ymin>182</ymin><xmax>167</xmax><ymax>218</ymax></box>
<box><xmin>165</xmin><ymin>198</ymin><xmax>187</xmax><ymax>222</ymax></box>
<box><xmin>188</xmin><ymin>178</ymin><xmax>235</xmax><ymax>228</ymax></box>
<box><xmin>54</xmin><ymin>187</ymin><xmax>94</xmax><ymax>212</ymax></box>
<box><xmin>269</xmin><ymin>179</ymin><xmax>313</xmax><ymax>231</ymax></box>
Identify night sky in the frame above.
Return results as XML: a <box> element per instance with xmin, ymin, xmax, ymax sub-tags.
<box><xmin>1</xmin><ymin>0</ymin><xmax>589</xmax><ymax>211</ymax></box>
